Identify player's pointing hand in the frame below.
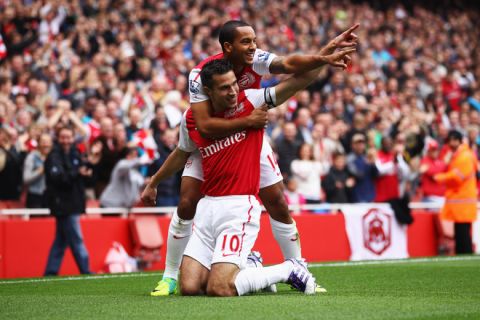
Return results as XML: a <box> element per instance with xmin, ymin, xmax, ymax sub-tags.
<box><xmin>324</xmin><ymin>47</ymin><xmax>357</xmax><ymax>70</ymax></box>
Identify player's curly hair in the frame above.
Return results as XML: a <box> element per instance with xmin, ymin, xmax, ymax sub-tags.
<box><xmin>200</xmin><ymin>59</ymin><xmax>234</xmax><ymax>89</ymax></box>
<box><xmin>218</xmin><ymin>20</ymin><xmax>252</xmax><ymax>51</ymax></box>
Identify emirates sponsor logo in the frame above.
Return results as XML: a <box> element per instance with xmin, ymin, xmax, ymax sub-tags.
<box><xmin>199</xmin><ymin>131</ymin><xmax>247</xmax><ymax>158</ymax></box>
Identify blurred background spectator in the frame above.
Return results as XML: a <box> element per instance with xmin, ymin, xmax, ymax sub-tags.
<box><xmin>23</xmin><ymin>133</ymin><xmax>52</xmax><ymax>208</ymax></box>
<box><xmin>419</xmin><ymin>139</ymin><xmax>447</xmax><ymax>204</ymax></box>
<box><xmin>283</xmin><ymin>177</ymin><xmax>306</xmax><ymax>215</ymax></box>
<box><xmin>44</xmin><ymin>126</ymin><xmax>92</xmax><ymax>276</ymax></box>
<box><xmin>290</xmin><ymin>143</ymin><xmax>329</xmax><ymax>204</ymax></box>
<box><xmin>346</xmin><ymin>133</ymin><xmax>377</xmax><ymax>202</ymax></box>
<box><xmin>0</xmin><ymin>127</ymin><xmax>23</xmax><ymax>201</ymax></box>
<box><xmin>323</xmin><ymin>152</ymin><xmax>354</xmax><ymax>203</ymax></box>
<box><xmin>99</xmin><ymin>146</ymin><xmax>148</xmax><ymax>208</ymax></box>
<box><xmin>434</xmin><ymin>130</ymin><xmax>478</xmax><ymax>254</ymax></box>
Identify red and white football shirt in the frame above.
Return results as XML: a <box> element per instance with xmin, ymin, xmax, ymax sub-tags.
<box><xmin>188</xmin><ymin>49</ymin><xmax>276</xmax><ymax>103</ymax></box>
<box><xmin>186</xmin><ymin>89</ymin><xmax>270</xmax><ymax>196</ymax></box>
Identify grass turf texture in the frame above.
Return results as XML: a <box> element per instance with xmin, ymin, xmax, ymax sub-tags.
<box><xmin>1</xmin><ymin>256</ymin><xmax>479</xmax><ymax>320</ymax></box>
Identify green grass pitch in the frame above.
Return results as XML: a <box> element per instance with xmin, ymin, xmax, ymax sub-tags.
<box><xmin>1</xmin><ymin>256</ymin><xmax>479</xmax><ymax>320</ymax></box>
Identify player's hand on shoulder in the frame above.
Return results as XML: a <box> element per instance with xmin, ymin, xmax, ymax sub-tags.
<box><xmin>248</xmin><ymin>108</ymin><xmax>268</xmax><ymax>129</ymax></box>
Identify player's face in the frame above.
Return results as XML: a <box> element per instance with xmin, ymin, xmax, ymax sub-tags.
<box><xmin>225</xmin><ymin>26</ymin><xmax>257</xmax><ymax>66</ymax></box>
<box><xmin>208</xmin><ymin>71</ymin><xmax>239</xmax><ymax>112</ymax></box>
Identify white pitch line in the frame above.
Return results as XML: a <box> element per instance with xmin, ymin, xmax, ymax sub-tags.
<box><xmin>1</xmin><ymin>256</ymin><xmax>479</xmax><ymax>285</ymax></box>
<box><xmin>0</xmin><ymin>272</ymin><xmax>162</xmax><ymax>285</ymax></box>
<box><xmin>309</xmin><ymin>255</ymin><xmax>480</xmax><ymax>268</ymax></box>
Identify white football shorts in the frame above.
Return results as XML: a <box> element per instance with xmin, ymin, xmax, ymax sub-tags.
<box><xmin>182</xmin><ymin>136</ymin><xmax>283</xmax><ymax>188</ymax></box>
<box><xmin>183</xmin><ymin>195</ymin><xmax>261</xmax><ymax>269</ymax></box>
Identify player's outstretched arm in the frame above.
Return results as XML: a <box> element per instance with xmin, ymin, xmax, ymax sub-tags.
<box><xmin>191</xmin><ymin>100</ymin><xmax>267</xmax><ymax>139</ymax></box>
<box><xmin>269</xmin><ymin>24</ymin><xmax>359</xmax><ymax>74</ymax></box>
<box><xmin>273</xmin><ymin>47</ymin><xmax>356</xmax><ymax>105</ymax></box>
<box><xmin>141</xmin><ymin>148</ymin><xmax>191</xmax><ymax>206</ymax></box>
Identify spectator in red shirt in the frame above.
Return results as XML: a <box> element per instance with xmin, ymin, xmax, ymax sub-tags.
<box><xmin>374</xmin><ymin>136</ymin><xmax>409</xmax><ymax>202</ymax></box>
<box><xmin>419</xmin><ymin>140</ymin><xmax>447</xmax><ymax>203</ymax></box>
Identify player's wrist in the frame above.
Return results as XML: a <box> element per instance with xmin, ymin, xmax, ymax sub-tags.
<box><xmin>314</xmin><ymin>55</ymin><xmax>328</xmax><ymax>66</ymax></box>
<box><xmin>244</xmin><ymin>116</ymin><xmax>254</xmax><ymax>129</ymax></box>
<box><xmin>147</xmin><ymin>181</ymin><xmax>158</xmax><ymax>189</ymax></box>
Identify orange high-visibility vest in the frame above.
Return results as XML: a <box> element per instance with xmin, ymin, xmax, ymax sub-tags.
<box><xmin>435</xmin><ymin>144</ymin><xmax>478</xmax><ymax>222</ymax></box>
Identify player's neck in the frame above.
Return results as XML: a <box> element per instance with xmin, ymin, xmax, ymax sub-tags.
<box><xmin>232</xmin><ymin>63</ymin><xmax>244</xmax><ymax>74</ymax></box>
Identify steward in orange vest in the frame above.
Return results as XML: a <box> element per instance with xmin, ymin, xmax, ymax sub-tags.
<box><xmin>435</xmin><ymin>130</ymin><xmax>478</xmax><ymax>253</ymax></box>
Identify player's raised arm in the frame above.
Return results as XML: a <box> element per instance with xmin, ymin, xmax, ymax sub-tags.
<box><xmin>269</xmin><ymin>24</ymin><xmax>359</xmax><ymax>74</ymax></box>
<box><xmin>272</xmin><ymin>47</ymin><xmax>356</xmax><ymax>106</ymax></box>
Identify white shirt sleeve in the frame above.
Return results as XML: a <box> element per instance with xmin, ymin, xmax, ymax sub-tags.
<box><xmin>252</xmin><ymin>49</ymin><xmax>277</xmax><ymax>76</ymax></box>
<box><xmin>244</xmin><ymin>88</ymin><xmax>277</xmax><ymax>109</ymax></box>
<box><xmin>375</xmin><ymin>159</ymin><xmax>396</xmax><ymax>175</ymax></box>
<box><xmin>189</xmin><ymin>68</ymin><xmax>209</xmax><ymax>104</ymax></box>
<box><xmin>177</xmin><ymin>112</ymin><xmax>197</xmax><ymax>152</ymax></box>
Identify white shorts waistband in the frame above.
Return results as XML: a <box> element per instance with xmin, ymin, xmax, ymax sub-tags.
<box><xmin>203</xmin><ymin>195</ymin><xmax>256</xmax><ymax>201</ymax></box>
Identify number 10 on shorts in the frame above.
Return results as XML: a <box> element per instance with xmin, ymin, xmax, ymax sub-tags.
<box><xmin>221</xmin><ymin>233</ymin><xmax>241</xmax><ymax>256</ymax></box>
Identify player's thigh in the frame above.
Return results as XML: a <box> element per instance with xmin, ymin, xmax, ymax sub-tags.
<box><xmin>179</xmin><ymin>256</ymin><xmax>209</xmax><ymax>296</ymax></box>
<box><xmin>210</xmin><ymin>196</ymin><xmax>261</xmax><ymax>273</ymax></box>
<box><xmin>207</xmin><ymin>263</ymin><xmax>240</xmax><ymax>297</ymax></box>
<box><xmin>183</xmin><ymin>198</ymin><xmax>215</xmax><ymax>270</ymax></box>
<box><xmin>259</xmin><ymin>140</ymin><xmax>283</xmax><ymax>189</ymax></box>
<box><xmin>259</xmin><ymin>181</ymin><xmax>293</xmax><ymax>224</ymax></box>
<box><xmin>177</xmin><ymin>176</ymin><xmax>203</xmax><ymax>220</ymax></box>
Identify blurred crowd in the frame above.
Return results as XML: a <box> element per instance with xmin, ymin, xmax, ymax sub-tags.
<box><xmin>1</xmin><ymin>0</ymin><xmax>479</xmax><ymax>209</ymax></box>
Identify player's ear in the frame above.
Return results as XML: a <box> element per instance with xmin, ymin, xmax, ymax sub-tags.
<box><xmin>223</xmin><ymin>42</ymin><xmax>233</xmax><ymax>54</ymax></box>
<box><xmin>203</xmin><ymin>86</ymin><xmax>212</xmax><ymax>96</ymax></box>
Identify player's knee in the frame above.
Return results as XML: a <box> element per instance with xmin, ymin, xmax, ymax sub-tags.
<box><xmin>206</xmin><ymin>279</ymin><xmax>236</xmax><ymax>297</ymax></box>
<box><xmin>179</xmin><ymin>277</ymin><xmax>204</xmax><ymax>296</ymax></box>
<box><xmin>177</xmin><ymin>197</ymin><xmax>198</xmax><ymax>220</ymax></box>
<box><xmin>261</xmin><ymin>184</ymin><xmax>287</xmax><ymax>209</ymax></box>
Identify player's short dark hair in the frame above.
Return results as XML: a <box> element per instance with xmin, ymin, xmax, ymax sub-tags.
<box><xmin>200</xmin><ymin>59</ymin><xmax>234</xmax><ymax>89</ymax></box>
<box><xmin>218</xmin><ymin>20</ymin><xmax>252</xmax><ymax>51</ymax></box>
<box><xmin>447</xmin><ymin>129</ymin><xmax>463</xmax><ymax>142</ymax></box>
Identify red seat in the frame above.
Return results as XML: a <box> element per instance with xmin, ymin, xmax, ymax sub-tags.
<box><xmin>130</xmin><ymin>216</ymin><xmax>163</xmax><ymax>270</ymax></box>
<box><xmin>86</xmin><ymin>199</ymin><xmax>100</xmax><ymax>208</ymax></box>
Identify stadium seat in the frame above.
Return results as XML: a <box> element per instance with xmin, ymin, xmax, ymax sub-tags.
<box><xmin>86</xmin><ymin>199</ymin><xmax>100</xmax><ymax>208</ymax></box>
<box><xmin>129</xmin><ymin>216</ymin><xmax>163</xmax><ymax>270</ymax></box>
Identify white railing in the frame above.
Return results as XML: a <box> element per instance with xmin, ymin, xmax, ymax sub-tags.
<box><xmin>0</xmin><ymin>202</ymin><xmax>446</xmax><ymax>220</ymax></box>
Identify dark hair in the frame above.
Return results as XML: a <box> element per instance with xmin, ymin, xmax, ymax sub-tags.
<box><xmin>56</xmin><ymin>125</ymin><xmax>74</xmax><ymax>137</ymax></box>
<box><xmin>447</xmin><ymin>129</ymin><xmax>463</xmax><ymax>142</ymax></box>
<box><xmin>200</xmin><ymin>59</ymin><xmax>234</xmax><ymax>89</ymax></box>
<box><xmin>298</xmin><ymin>143</ymin><xmax>314</xmax><ymax>160</ymax></box>
<box><xmin>332</xmin><ymin>151</ymin><xmax>346</xmax><ymax>160</ymax></box>
<box><xmin>218</xmin><ymin>20</ymin><xmax>251</xmax><ymax>51</ymax></box>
